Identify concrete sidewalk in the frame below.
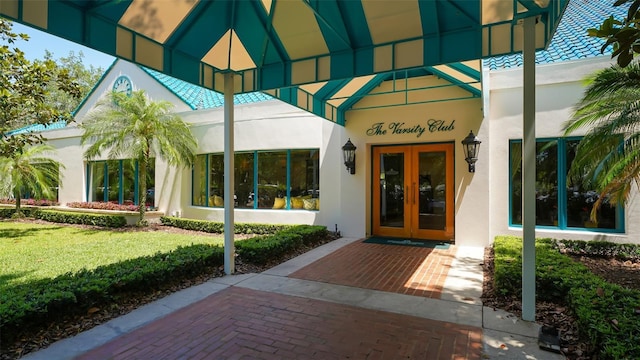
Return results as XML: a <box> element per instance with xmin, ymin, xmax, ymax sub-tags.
<box><xmin>22</xmin><ymin>237</ymin><xmax>564</xmax><ymax>359</ymax></box>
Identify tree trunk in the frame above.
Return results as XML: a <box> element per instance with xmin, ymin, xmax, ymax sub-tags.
<box><xmin>13</xmin><ymin>188</ymin><xmax>22</xmax><ymax>217</ymax></box>
<box><xmin>137</xmin><ymin>158</ymin><xmax>147</xmax><ymax>226</ymax></box>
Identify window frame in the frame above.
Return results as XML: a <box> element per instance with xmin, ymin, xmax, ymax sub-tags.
<box><xmin>192</xmin><ymin>149</ymin><xmax>320</xmax><ymax>211</ymax></box>
<box><xmin>86</xmin><ymin>159</ymin><xmax>152</xmax><ymax>206</ymax></box>
<box><xmin>508</xmin><ymin>137</ymin><xmax>625</xmax><ymax>233</ymax></box>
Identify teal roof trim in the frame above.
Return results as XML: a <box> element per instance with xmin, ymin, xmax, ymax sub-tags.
<box><xmin>336</xmin><ymin>74</ymin><xmax>388</xmax><ymax>125</ymax></box>
<box><xmin>485</xmin><ymin>0</ymin><xmax>626</xmax><ymax>70</ymax></box>
<box><xmin>447</xmin><ymin>63</ymin><xmax>481</xmax><ymax>80</ymax></box>
<box><xmin>5</xmin><ymin>120</ymin><xmax>68</xmax><ymax>136</ymax></box>
<box><xmin>425</xmin><ymin>66</ymin><xmax>481</xmax><ymax>97</ymax></box>
<box><xmin>140</xmin><ymin>67</ymin><xmax>273</xmax><ymax>110</ymax></box>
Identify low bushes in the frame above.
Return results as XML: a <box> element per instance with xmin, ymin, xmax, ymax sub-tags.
<box><xmin>555</xmin><ymin>239</ymin><xmax>640</xmax><ymax>262</ymax></box>
<box><xmin>160</xmin><ymin>216</ymin><xmax>289</xmax><ymax>234</ymax></box>
<box><xmin>0</xmin><ymin>208</ymin><xmax>127</xmax><ymax>227</ymax></box>
<box><xmin>236</xmin><ymin>225</ymin><xmax>328</xmax><ymax>265</ymax></box>
<box><xmin>0</xmin><ymin>207</ymin><xmax>39</xmax><ymax>218</ymax></box>
<box><xmin>37</xmin><ymin>210</ymin><xmax>127</xmax><ymax>228</ymax></box>
<box><xmin>493</xmin><ymin>236</ymin><xmax>640</xmax><ymax>359</ymax></box>
<box><xmin>0</xmin><ymin>198</ymin><xmax>58</xmax><ymax>206</ymax></box>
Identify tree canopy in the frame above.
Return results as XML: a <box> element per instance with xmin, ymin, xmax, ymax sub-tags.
<box><xmin>589</xmin><ymin>0</ymin><xmax>640</xmax><ymax>67</ymax></box>
<box><xmin>0</xmin><ymin>18</ymin><xmax>81</xmax><ymax>158</ymax></box>
<box><xmin>81</xmin><ymin>90</ymin><xmax>197</xmax><ymax>225</ymax></box>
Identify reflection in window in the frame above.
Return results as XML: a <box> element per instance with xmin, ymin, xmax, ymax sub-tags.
<box><xmin>257</xmin><ymin>152</ymin><xmax>287</xmax><ymax>209</ymax></box>
<box><xmin>192</xmin><ymin>149</ymin><xmax>320</xmax><ymax>211</ymax></box>
<box><xmin>87</xmin><ymin>159</ymin><xmax>154</xmax><ymax>206</ymax></box>
<box><xmin>236</xmin><ymin>153</ymin><xmax>254</xmax><ymax>209</ymax></box>
<box><xmin>193</xmin><ymin>155</ymin><xmax>206</xmax><ymax>206</ymax></box>
<box><xmin>565</xmin><ymin>140</ymin><xmax>616</xmax><ymax>229</ymax></box>
<box><xmin>122</xmin><ymin>159</ymin><xmax>136</xmax><ymax>204</ymax></box>
<box><xmin>91</xmin><ymin>162</ymin><xmax>106</xmax><ymax>202</ymax></box>
<box><xmin>209</xmin><ymin>154</ymin><xmax>224</xmax><ymax>207</ymax></box>
<box><xmin>510</xmin><ymin>138</ymin><xmax>620</xmax><ymax>231</ymax></box>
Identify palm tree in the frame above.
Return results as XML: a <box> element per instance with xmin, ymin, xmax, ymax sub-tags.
<box><xmin>0</xmin><ymin>143</ymin><xmax>63</xmax><ymax>216</ymax></box>
<box><xmin>563</xmin><ymin>61</ymin><xmax>640</xmax><ymax>221</ymax></box>
<box><xmin>81</xmin><ymin>90</ymin><xmax>197</xmax><ymax>226</ymax></box>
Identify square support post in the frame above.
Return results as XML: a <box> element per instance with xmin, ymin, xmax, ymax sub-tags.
<box><xmin>224</xmin><ymin>73</ymin><xmax>235</xmax><ymax>275</ymax></box>
<box><xmin>522</xmin><ymin>15</ymin><xmax>537</xmax><ymax>322</ymax></box>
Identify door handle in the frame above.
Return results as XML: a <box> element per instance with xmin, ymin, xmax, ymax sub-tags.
<box><xmin>412</xmin><ymin>183</ymin><xmax>416</xmax><ymax>204</ymax></box>
<box><xmin>405</xmin><ymin>186</ymin><xmax>409</xmax><ymax>204</ymax></box>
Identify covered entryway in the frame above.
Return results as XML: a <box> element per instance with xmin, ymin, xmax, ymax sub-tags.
<box><xmin>373</xmin><ymin>143</ymin><xmax>454</xmax><ymax>241</ymax></box>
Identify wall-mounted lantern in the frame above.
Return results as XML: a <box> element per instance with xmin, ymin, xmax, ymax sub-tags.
<box><xmin>342</xmin><ymin>138</ymin><xmax>357</xmax><ymax>175</ymax></box>
<box><xmin>461</xmin><ymin>130</ymin><xmax>481</xmax><ymax>173</ymax></box>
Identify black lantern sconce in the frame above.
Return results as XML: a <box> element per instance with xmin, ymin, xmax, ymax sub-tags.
<box><xmin>461</xmin><ymin>130</ymin><xmax>481</xmax><ymax>173</ymax></box>
<box><xmin>342</xmin><ymin>138</ymin><xmax>357</xmax><ymax>174</ymax></box>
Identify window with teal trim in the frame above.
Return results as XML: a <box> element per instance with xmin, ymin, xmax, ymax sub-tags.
<box><xmin>192</xmin><ymin>149</ymin><xmax>319</xmax><ymax>211</ymax></box>
<box><xmin>509</xmin><ymin>138</ymin><xmax>622</xmax><ymax>231</ymax></box>
<box><xmin>87</xmin><ymin>159</ymin><xmax>155</xmax><ymax>206</ymax></box>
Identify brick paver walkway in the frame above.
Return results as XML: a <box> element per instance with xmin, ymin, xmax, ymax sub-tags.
<box><xmin>76</xmin><ymin>287</ymin><xmax>482</xmax><ymax>360</ymax></box>
<box><xmin>290</xmin><ymin>241</ymin><xmax>455</xmax><ymax>299</ymax></box>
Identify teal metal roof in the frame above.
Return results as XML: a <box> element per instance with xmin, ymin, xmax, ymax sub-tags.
<box><xmin>140</xmin><ymin>67</ymin><xmax>272</xmax><ymax>110</ymax></box>
<box><xmin>486</xmin><ymin>0</ymin><xmax>627</xmax><ymax>70</ymax></box>
<box><xmin>5</xmin><ymin>120</ymin><xmax>68</xmax><ymax>136</ymax></box>
<box><xmin>1</xmin><ymin>0</ymin><xmax>569</xmax><ymax>95</ymax></box>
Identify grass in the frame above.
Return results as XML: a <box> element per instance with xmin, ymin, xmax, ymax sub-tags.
<box><xmin>0</xmin><ymin>221</ymin><xmax>222</xmax><ymax>291</ymax></box>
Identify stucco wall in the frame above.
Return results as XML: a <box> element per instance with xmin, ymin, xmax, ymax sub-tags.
<box><xmin>344</xmin><ymin>93</ymin><xmax>487</xmax><ymax>246</ymax></box>
<box><xmin>487</xmin><ymin>56</ymin><xmax>640</xmax><ymax>244</ymax></box>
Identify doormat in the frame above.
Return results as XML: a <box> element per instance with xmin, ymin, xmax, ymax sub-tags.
<box><xmin>363</xmin><ymin>237</ymin><xmax>450</xmax><ymax>249</ymax></box>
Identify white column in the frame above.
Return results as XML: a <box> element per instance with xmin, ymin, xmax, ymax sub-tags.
<box><xmin>223</xmin><ymin>73</ymin><xmax>235</xmax><ymax>275</ymax></box>
<box><xmin>522</xmin><ymin>16</ymin><xmax>536</xmax><ymax>322</ymax></box>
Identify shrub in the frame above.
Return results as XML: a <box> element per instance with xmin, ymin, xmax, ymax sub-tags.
<box><xmin>0</xmin><ymin>198</ymin><xmax>59</xmax><ymax>206</ymax></box>
<box><xmin>235</xmin><ymin>225</ymin><xmax>328</xmax><ymax>264</ymax></box>
<box><xmin>160</xmin><ymin>216</ymin><xmax>290</xmax><ymax>235</ymax></box>
<box><xmin>555</xmin><ymin>239</ymin><xmax>640</xmax><ymax>262</ymax></box>
<box><xmin>492</xmin><ymin>236</ymin><xmax>640</xmax><ymax>359</ymax></box>
<box><xmin>36</xmin><ymin>210</ymin><xmax>127</xmax><ymax>228</ymax></box>
<box><xmin>0</xmin><ymin>207</ymin><xmax>40</xmax><ymax>219</ymax></box>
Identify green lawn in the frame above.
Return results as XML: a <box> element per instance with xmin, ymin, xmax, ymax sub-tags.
<box><xmin>0</xmin><ymin>221</ymin><xmax>222</xmax><ymax>291</ymax></box>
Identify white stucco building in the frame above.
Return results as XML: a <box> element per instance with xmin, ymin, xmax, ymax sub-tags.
<box><xmin>19</xmin><ymin>0</ymin><xmax>638</xmax><ymax>247</ymax></box>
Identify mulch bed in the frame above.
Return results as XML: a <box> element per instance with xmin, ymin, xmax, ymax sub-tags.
<box><xmin>0</xmin><ymin>221</ymin><xmax>337</xmax><ymax>359</ymax></box>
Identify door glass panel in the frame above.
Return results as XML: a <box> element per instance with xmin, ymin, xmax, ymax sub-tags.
<box><xmin>379</xmin><ymin>152</ymin><xmax>404</xmax><ymax>228</ymax></box>
<box><xmin>417</xmin><ymin>151</ymin><xmax>446</xmax><ymax>231</ymax></box>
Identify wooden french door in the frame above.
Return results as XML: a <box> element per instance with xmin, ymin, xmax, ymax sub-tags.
<box><xmin>372</xmin><ymin>144</ymin><xmax>454</xmax><ymax>241</ymax></box>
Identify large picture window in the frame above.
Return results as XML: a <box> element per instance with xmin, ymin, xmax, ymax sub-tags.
<box><xmin>509</xmin><ymin>138</ymin><xmax>622</xmax><ymax>232</ymax></box>
<box><xmin>87</xmin><ymin>159</ymin><xmax>155</xmax><ymax>207</ymax></box>
<box><xmin>192</xmin><ymin>149</ymin><xmax>320</xmax><ymax>211</ymax></box>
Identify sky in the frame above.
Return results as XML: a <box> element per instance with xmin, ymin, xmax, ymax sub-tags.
<box><xmin>9</xmin><ymin>22</ymin><xmax>116</xmax><ymax>70</ymax></box>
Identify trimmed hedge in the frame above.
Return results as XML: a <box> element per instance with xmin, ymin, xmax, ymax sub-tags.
<box><xmin>236</xmin><ymin>225</ymin><xmax>329</xmax><ymax>265</ymax></box>
<box><xmin>555</xmin><ymin>239</ymin><xmax>640</xmax><ymax>262</ymax></box>
<box><xmin>0</xmin><ymin>244</ymin><xmax>224</xmax><ymax>345</ymax></box>
<box><xmin>0</xmin><ymin>208</ymin><xmax>127</xmax><ymax>228</ymax></box>
<box><xmin>160</xmin><ymin>216</ymin><xmax>289</xmax><ymax>234</ymax></box>
<box><xmin>493</xmin><ymin>236</ymin><xmax>640</xmax><ymax>359</ymax></box>
<box><xmin>36</xmin><ymin>210</ymin><xmax>127</xmax><ymax>228</ymax></box>
<box><xmin>0</xmin><ymin>207</ymin><xmax>39</xmax><ymax>219</ymax></box>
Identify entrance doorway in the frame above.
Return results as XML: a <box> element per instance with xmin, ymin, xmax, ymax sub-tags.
<box><xmin>372</xmin><ymin>143</ymin><xmax>454</xmax><ymax>241</ymax></box>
